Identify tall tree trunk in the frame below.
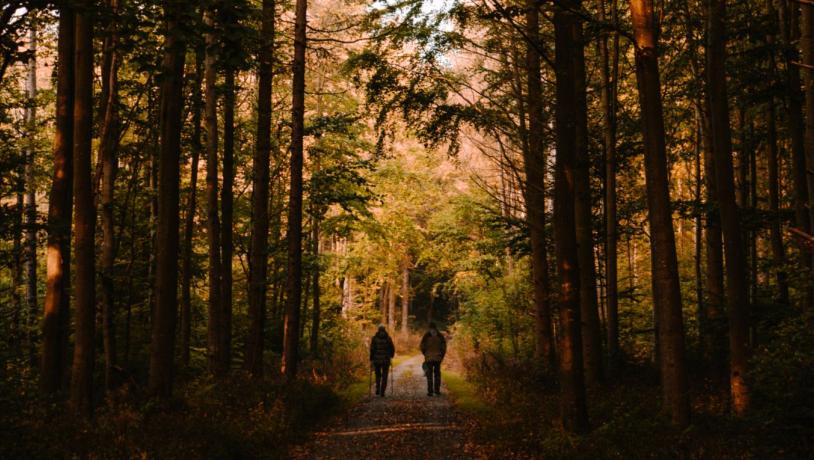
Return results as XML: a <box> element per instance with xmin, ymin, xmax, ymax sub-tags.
<box><xmin>599</xmin><ymin>0</ymin><xmax>620</xmax><ymax>375</ymax></box>
<box><xmin>554</xmin><ymin>0</ymin><xmax>589</xmax><ymax>433</ymax></box>
<box><xmin>41</xmin><ymin>5</ymin><xmax>74</xmax><ymax>395</ymax></box>
<box><xmin>221</xmin><ymin>67</ymin><xmax>235</xmax><ymax>371</ymax></box>
<box><xmin>246</xmin><ymin>0</ymin><xmax>275</xmax><ymax>377</ymax></box>
<box><xmin>573</xmin><ymin>10</ymin><xmax>603</xmax><ymax>386</ymax></box>
<box><xmin>148</xmin><ymin>0</ymin><xmax>186</xmax><ymax>398</ymax></box>
<box><xmin>24</xmin><ymin>26</ymin><xmax>38</xmax><ymax>364</ymax></box>
<box><xmin>204</xmin><ymin>8</ymin><xmax>224</xmax><ymax>376</ymax></box>
<box><xmin>99</xmin><ymin>0</ymin><xmax>120</xmax><ymax>390</ymax></box>
<box><xmin>628</xmin><ymin>0</ymin><xmax>690</xmax><ymax>427</ymax></box>
<box><xmin>779</xmin><ymin>0</ymin><xmax>813</xmax><ymax>304</ymax></box>
<box><xmin>524</xmin><ymin>0</ymin><xmax>555</xmax><ymax>371</ymax></box>
<box><xmin>70</xmin><ymin>6</ymin><xmax>96</xmax><ymax>417</ymax></box>
<box><xmin>282</xmin><ymin>0</ymin><xmax>307</xmax><ymax>379</ymax></box>
<box><xmin>181</xmin><ymin>48</ymin><xmax>203</xmax><ymax>367</ymax></box>
<box><xmin>400</xmin><ymin>265</ymin><xmax>409</xmax><ymax>337</ymax></box>
<box><xmin>388</xmin><ymin>277</ymin><xmax>396</xmax><ymax>332</ymax></box>
<box><xmin>310</xmin><ymin>219</ymin><xmax>321</xmax><ymax>354</ymax></box>
<box><xmin>802</xmin><ymin>1</ymin><xmax>814</xmax><ymax>239</ymax></box>
<box><xmin>706</xmin><ymin>0</ymin><xmax>751</xmax><ymax>415</ymax></box>
<box><xmin>767</xmin><ymin>91</ymin><xmax>790</xmax><ymax>304</ymax></box>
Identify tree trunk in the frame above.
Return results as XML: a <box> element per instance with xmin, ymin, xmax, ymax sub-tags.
<box><xmin>573</xmin><ymin>10</ymin><xmax>603</xmax><ymax>386</ymax></box>
<box><xmin>70</xmin><ymin>7</ymin><xmax>96</xmax><ymax>417</ymax></box>
<box><xmin>282</xmin><ymin>0</ymin><xmax>307</xmax><ymax>380</ymax></box>
<box><xmin>148</xmin><ymin>0</ymin><xmax>186</xmax><ymax>398</ymax></box>
<box><xmin>779</xmin><ymin>0</ymin><xmax>813</xmax><ymax>304</ymax></box>
<box><xmin>24</xmin><ymin>26</ymin><xmax>38</xmax><ymax>365</ymax></box>
<box><xmin>204</xmin><ymin>8</ymin><xmax>225</xmax><ymax>376</ymax></box>
<box><xmin>524</xmin><ymin>0</ymin><xmax>555</xmax><ymax>371</ymax></box>
<box><xmin>554</xmin><ymin>0</ymin><xmax>589</xmax><ymax>433</ymax></box>
<box><xmin>310</xmin><ymin>219</ymin><xmax>321</xmax><ymax>354</ymax></box>
<box><xmin>246</xmin><ymin>0</ymin><xmax>275</xmax><ymax>377</ymax></box>
<box><xmin>802</xmin><ymin>2</ymin><xmax>814</xmax><ymax>240</ymax></box>
<box><xmin>767</xmin><ymin>89</ymin><xmax>790</xmax><ymax>304</ymax></box>
<box><xmin>706</xmin><ymin>0</ymin><xmax>751</xmax><ymax>415</ymax></box>
<box><xmin>400</xmin><ymin>265</ymin><xmax>409</xmax><ymax>337</ymax></box>
<box><xmin>181</xmin><ymin>48</ymin><xmax>203</xmax><ymax>367</ymax></box>
<box><xmin>628</xmin><ymin>0</ymin><xmax>690</xmax><ymax>427</ymax></box>
<box><xmin>599</xmin><ymin>0</ymin><xmax>620</xmax><ymax>375</ymax></box>
<box><xmin>388</xmin><ymin>277</ymin><xmax>396</xmax><ymax>332</ymax></box>
<box><xmin>41</xmin><ymin>5</ymin><xmax>74</xmax><ymax>395</ymax></box>
<box><xmin>221</xmin><ymin>67</ymin><xmax>235</xmax><ymax>371</ymax></box>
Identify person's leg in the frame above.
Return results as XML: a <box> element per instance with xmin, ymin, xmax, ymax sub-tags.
<box><xmin>433</xmin><ymin>362</ymin><xmax>441</xmax><ymax>394</ymax></box>
<box><xmin>427</xmin><ymin>361</ymin><xmax>434</xmax><ymax>396</ymax></box>
<box><xmin>380</xmin><ymin>363</ymin><xmax>389</xmax><ymax>396</ymax></box>
<box><xmin>374</xmin><ymin>364</ymin><xmax>383</xmax><ymax>395</ymax></box>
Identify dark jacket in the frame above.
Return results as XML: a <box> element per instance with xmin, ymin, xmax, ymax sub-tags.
<box><xmin>420</xmin><ymin>330</ymin><xmax>446</xmax><ymax>362</ymax></box>
<box><xmin>370</xmin><ymin>330</ymin><xmax>395</xmax><ymax>365</ymax></box>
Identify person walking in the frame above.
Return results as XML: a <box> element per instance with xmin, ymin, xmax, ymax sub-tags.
<box><xmin>420</xmin><ymin>322</ymin><xmax>446</xmax><ymax>396</ymax></box>
<box><xmin>369</xmin><ymin>324</ymin><xmax>395</xmax><ymax>397</ymax></box>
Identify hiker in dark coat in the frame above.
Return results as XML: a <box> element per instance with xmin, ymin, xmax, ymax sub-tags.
<box><xmin>369</xmin><ymin>324</ymin><xmax>396</xmax><ymax>396</ymax></box>
<box><xmin>420</xmin><ymin>322</ymin><xmax>447</xmax><ymax>396</ymax></box>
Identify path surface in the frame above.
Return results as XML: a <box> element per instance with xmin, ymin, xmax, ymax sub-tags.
<box><xmin>290</xmin><ymin>354</ymin><xmax>483</xmax><ymax>460</ymax></box>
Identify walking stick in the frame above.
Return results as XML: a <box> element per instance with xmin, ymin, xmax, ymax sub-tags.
<box><xmin>389</xmin><ymin>362</ymin><xmax>394</xmax><ymax>396</ymax></box>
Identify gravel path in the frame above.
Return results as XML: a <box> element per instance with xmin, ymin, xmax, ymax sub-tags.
<box><xmin>290</xmin><ymin>354</ymin><xmax>483</xmax><ymax>460</ymax></box>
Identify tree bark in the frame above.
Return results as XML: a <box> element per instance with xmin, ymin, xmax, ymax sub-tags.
<box><xmin>599</xmin><ymin>0</ymin><xmax>620</xmax><ymax>375</ymax></box>
<box><xmin>24</xmin><ymin>26</ymin><xmax>38</xmax><ymax>364</ymax></box>
<box><xmin>70</xmin><ymin>6</ymin><xmax>96</xmax><ymax>417</ymax></box>
<box><xmin>779</xmin><ymin>0</ymin><xmax>813</xmax><ymax>304</ymax></box>
<box><xmin>524</xmin><ymin>0</ymin><xmax>555</xmax><ymax>371</ymax></box>
<box><xmin>706</xmin><ymin>0</ymin><xmax>751</xmax><ymax>415</ymax></box>
<box><xmin>282</xmin><ymin>0</ymin><xmax>307</xmax><ymax>380</ymax></box>
<box><xmin>400</xmin><ymin>265</ymin><xmax>409</xmax><ymax>337</ymax></box>
<box><xmin>99</xmin><ymin>0</ymin><xmax>120</xmax><ymax>390</ymax></box>
<box><xmin>204</xmin><ymin>8</ymin><xmax>225</xmax><ymax>376</ymax></box>
<box><xmin>554</xmin><ymin>0</ymin><xmax>589</xmax><ymax>433</ymax></box>
<box><xmin>221</xmin><ymin>66</ymin><xmax>235</xmax><ymax>371</ymax></box>
<box><xmin>628</xmin><ymin>0</ymin><xmax>690</xmax><ymax>427</ymax></box>
<box><xmin>181</xmin><ymin>48</ymin><xmax>203</xmax><ymax>367</ymax></box>
<box><xmin>41</xmin><ymin>5</ymin><xmax>74</xmax><ymax>395</ymax></box>
<box><xmin>148</xmin><ymin>0</ymin><xmax>186</xmax><ymax>398</ymax></box>
<box><xmin>767</xmin><ymin>89</ymin><xmax>790</xmax><ymax>304</ymax></box>
<box><xmin>573</xmin><ymin>8</ymin><xmax>603</xmax><ymax>386</ymax></box>
<box><xmin>246</xmin><ymin>0</ymin><xmax>275</xmax><ymax>377</ymax></box>
<box><xmin>310</xmin><ymin>219</ymin><xmax>321</xmax><ymax>354</ymax></box>
<box><xmin>802</xmin><ymin>1</ymin><xmax>814</xmax><ymax>240</ymax></box>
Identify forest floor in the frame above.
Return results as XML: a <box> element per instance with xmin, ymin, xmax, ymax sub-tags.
<box><xmin>289</xmin><ymin>354</ymin><xmax>487</xmax><ymax>459</ymax></box>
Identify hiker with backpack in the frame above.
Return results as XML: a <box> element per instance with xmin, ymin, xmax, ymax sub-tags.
<box><xmin>420</xmin><ymin>322</ymin><xmax>447</xmax><ymax>396</ymax></box>
<box><xmin>369</xmin><ymin>324</ymin><xmax>396</xmax><ymax>397</ymax></box>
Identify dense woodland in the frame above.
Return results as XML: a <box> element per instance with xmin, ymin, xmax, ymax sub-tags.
<box><xmin>1</xmin><ymin>0</ymin><xmax>813</xmax><ymax>457</ymax></box>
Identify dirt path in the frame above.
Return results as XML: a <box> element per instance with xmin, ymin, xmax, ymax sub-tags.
<box><xmin>290</xmin><ymin>354</ymin><xmax>483</xmax><ymax>460</ymax></box>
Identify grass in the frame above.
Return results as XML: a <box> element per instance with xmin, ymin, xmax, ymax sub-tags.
<box><xmin>444</xmin><ymin>369</ymin><xmax>490</xmax><ymax>415</ymax></box>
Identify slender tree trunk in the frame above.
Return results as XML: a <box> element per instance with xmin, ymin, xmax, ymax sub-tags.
<box><xmin>554</xmin><ymin>0</ymin><xmax>589</xmax><ymax>433</ymax></box>
<box><xmin>599</xmin><ymin>0</ymin><xmax>620</xmax><ymax>375</ymax></box>
<box><xmin>204</xmin><ymin>9</ymin><xmax>224</xmax><ymax>376</ymax></box>
<box><xmin>99</xmin><ymin>0</ymin><xmax>120</xmax><ymax>390</ymax></box>
<box><xmin>388</xmin><ymin>277</ymin><xmax>396</xmax><ymax>332</ymax></box>
<box><xmin>706</xmin><ymin>0</ymin><xmax>751</xmax><ymax>415</ymax></box>
<box><xmin>524</xmin><ymin>0</ymin><xmax>555</xmax><ymax>371</ymax></box>
<box><xmin>779</xmin><ymin>0</ymin><xmax>813</xmax><ymax>304</ymax></box>
<box><xmin>41</xmin><ymin>5</ymin><xmax>74</xmax><ymax>395</ymax></box>
<box><xmin>282</xmin><ymin>0</ymin><xmax>307</xmax><ymax>379</ymax></box>
<box><xmin>70</xmin><ymin>6</ymin><xmax>96</xmax><ymax>417</ymax></box>
<box><xmin>221</xmin><ymin>67</ymin><xmax>235</xmax><ymax>371</ymax></box>
<box><xmin>400</xmin><ymin>265</ymin><xmax>409</xmax><ymax>337</ymax></box>
<box><xmin>12</xmin><ymin>188</ymin><xmax>22</xmax><ymax>353</ymax></box>
<box><xmin>24</xmin><ymin>26</ymin><xmax>38</xmax><ymax>364</ymax></box>
<box><xmin>181</xmin><ymin>48</ymin><xmax>203</xmax><ymax>367</ymax></box>
<box><xmin>246</xmin><ymin>0</ymin><xmax>275</xmax><ymax>377</ymax></box>
<box><xmin>573</xmin><ymin>10</ymin><xmax>603</xmax><ymax>385</ymax></box>
<box><xmin>767</xmin><ymin>91</ymin><xmax>790</xmax><ymax>304</ymax></box>
<box><xmin>148</xmin><ymin>0</ymin><xmax>186</xmax><ymax>398</ymax></box>
<box><xmin>628</xmin><ymin>0</ymin><xmax>690</xmax><ymax>427</ymax></box>
<box><xmin>802</xmin><ymin>2</ymin><xmax>814</xmax><ymax>239</ymax></box>
<box><xmin>310</xmin><ymin>219</ymin><xmax>321</xmax><ymax>354</ymax></box>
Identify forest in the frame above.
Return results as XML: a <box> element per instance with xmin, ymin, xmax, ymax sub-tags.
<box><xmin>1</xmin><ymin>0</ymin><xmax>813</xmax><ymax>458</ymax></box>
